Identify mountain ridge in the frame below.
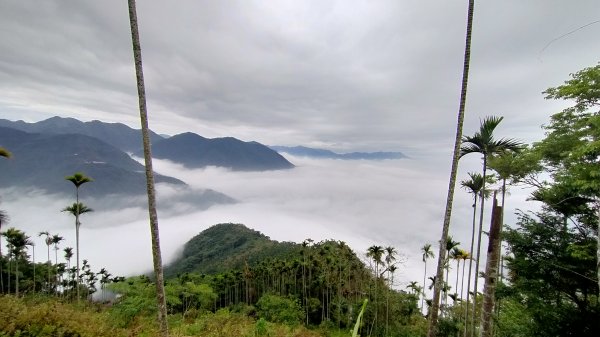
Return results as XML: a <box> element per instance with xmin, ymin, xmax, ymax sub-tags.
<box><xmin>147</xmin><ymin>132</ymin><xmax>295</xmax><ymax>171</ymax></box>
<box><xmin>270</xmin><ymin>145</ymin><xmax>406</xmax><ymax>160</ymax></box>
<box><xmin>0</xmin><ymin>116</ymin><xmax>164</xmax><ymax>153</ymax></box>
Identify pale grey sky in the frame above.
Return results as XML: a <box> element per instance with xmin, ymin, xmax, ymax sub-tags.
<box><xmin>1</xmin><ymin>1</ymin><xmax>598</xmax><ymax>153</ymax></box>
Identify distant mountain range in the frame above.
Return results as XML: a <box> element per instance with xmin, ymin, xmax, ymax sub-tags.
<box><xmin>0</xmin><ymin>116</ymin><xmax>294</xmax><ymax>171</ymax></box>
<box><xmin>0</xmin><ymin>126</ymin><xmax>186</xmax><ymax>197</ymax></box>
<box><xmin>145</xmin><ymin>132</ymin><xmax>294</xmax><ymax>171</ymax></box>
<box><xmin>270</xmin><ymin>145</ymin><xmax>406</xmax><ymax>160</ymax></box>
<box><xmin>0</xmin><ymin>117</ymin><xmax>293</xmax><ymax>206</ymax></box>
<box><xmin>0</xmin><ymin>116</ymin><xmax>164</xmax><ymax>153</ymax></box>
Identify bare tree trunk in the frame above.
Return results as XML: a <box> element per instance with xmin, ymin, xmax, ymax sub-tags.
<box><xmin>127</xmin><ymin>1</ymin><xmax>169</xmax><ymax>336</ymax></box>
<box><xmin>427</xmin><ymin>1</ymin><xmax>475</xmax><ymax>335</ymax></box>
<box><xmin>481</xmin><ymin>195</ymin><xmax>502</xmax><ymax>337</ymax></box>
<box><xmin>471</xmin><ymin>160</ymin><xmax>488</xmax><ymax>337</ymax></box>
<box><xmin>464</xmin><ymin>195</ymin><xmax>477</xmax><ymax>337</ymax></box>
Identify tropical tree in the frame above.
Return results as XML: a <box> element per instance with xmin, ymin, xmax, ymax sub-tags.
<box><xmin>459</xmin><ymin>115</ymin><xmax>521</xmax><ymax>335</ymax></box>
<box><xmin>428</xmin><ymin>1</ymin><xmax>475</xmax><ymax>335</ymax></box>
<box><xmin>38</xmin><ymin>231</ymin><xmax>53</xmax><ymax>291</ymax></box>
<box><xmin>65</xmin><ymin>173</ymin><xmax>93</xmax><ymax>204</ymax></box>
<box><xmin>535</xmin><ymin>62</ymin><xmax>600</xmax><ymax>298</ymax></box>
<box><xmin>62</xmin><ymin>202</ymin><xmax>93</xmax><ymax>300</ymax></box>
<box><xmin>127</xmin><ymin>1</ymin><xmax>169</xmax><ymax>335</ymax></box>
<box><xmin>51</xmin><ymin>234</ymin><xmax>64</xmax><ymax>265</ymax></box>
<box><xmin>383</xmin><ymin>246</ymin><xmax>397</xmax><ymax>336</ymax></box>
<box><xmin>421</xmin><ymin>243</ymin><xmax>434</xmax><ymax>312</ymax></box>
<box><xmin>2</xmin><ymin>227</ymin><xmax>30</xmax><ymax>296</ymax></box>
<box><xmin>444</xmin><ymin>237</ymin><xmax>460</xmax><ymax>310</ymax></box>
<box><xmin>459</xmin><ymin>172</ymin><xmax>486</xmax><ymax>334</ymax></box>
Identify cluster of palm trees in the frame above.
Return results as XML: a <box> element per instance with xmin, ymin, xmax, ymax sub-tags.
<box><xmin>425</xmin><ymin>116</ymin><xmax>523</xmax><ymax>336</ymax></box>
<box><xmin>0</xmin><ymin>167</ymin><xmax>108</xmax><ymax>300</ymax></box>
<box><xmin>0</xmin><ymin>225</ymin><xmax>119</xmax><ymax>299</ymax></box>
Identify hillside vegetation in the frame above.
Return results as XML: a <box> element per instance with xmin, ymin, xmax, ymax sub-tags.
<box><xmin>166</xmin><ymin>223</ymin><xmax>301</xmax><ymax>276</ymax></box>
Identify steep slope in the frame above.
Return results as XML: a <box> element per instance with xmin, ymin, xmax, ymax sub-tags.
<box><xmin>0</xmin><ymin>126</ymin><xmax>183</xmax><ymax>196</ymax></box>
<box><xmin>148</xmin><ymin>132</ymin><xmax>294</xmax><ymax>171</ymax></box>
<box><xmin>165</xmin><ymin>223</ymin><xmax>300</xmax><ymax>276</ymax></box>
<box><xmin>0</xmin><ymin>116</ymin><xmax>164</xmax><ymax>153</ymax></box>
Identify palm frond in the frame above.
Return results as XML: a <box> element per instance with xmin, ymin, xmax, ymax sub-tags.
<box><xmin>0</xmin><ymin>147</ymin><xmax>11</xmax><ymax>158</ymax></box>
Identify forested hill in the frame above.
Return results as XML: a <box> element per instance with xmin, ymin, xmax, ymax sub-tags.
<box><xmin>165</xmin><ymin>223</ymin><xmax>301</xmax><ymax>276</ymax></box>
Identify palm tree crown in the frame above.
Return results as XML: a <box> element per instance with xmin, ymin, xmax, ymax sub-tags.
<box><xmin>0</xmin><ymin>147</ymin><xmax>11</xmax><ymax>158</ymax></box>
<box><xmin>62</xmin><ymin>203</ymin><xmax>94</xmax><ymax>217</ymax></box>
<box><xmin>65</xmin><ymin>172</ymin><xmax>93</xmax><ymax>189</ymax></box>
<box><xmin>460</xmin><ymin>116</ymin><xmax>522</xmax><ymax>159</ymax></box>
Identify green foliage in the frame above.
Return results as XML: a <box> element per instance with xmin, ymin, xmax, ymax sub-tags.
<box><xmin>165</xmin><ymin>223</ymin><xmax>301</xmax><ymax>276</ymax></box>
<box><xmin>502</xmin><ymin>210</ymin><xmax>598</xmax><ymax>336</ymax></box>
<box><xmin>0</xmin><ymin>295</ymin><xmax>126</xmax><ymax>337</ymax></box>
<box><xmin>256</xmin><ymin>294</ymin><xmax>303</xmax><ymax>326</ymax></box>
<box><xmin>165</xmin><ymin>276</ymin><xmax>217</xmax><ymax>314</ymax></box>
<box><xmin>351</xmin><ymin>299</ymin><xmax>367</xmax><ymax>337</ymax></box>
<box><xmin>108</xmin><ymin>276</ymin><xmax>158</xmax><ymax>326</ymax></box>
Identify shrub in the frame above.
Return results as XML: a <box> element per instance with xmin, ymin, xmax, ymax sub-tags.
<box><xmin>256</xmin><ymin>294</ymin><xmax>303</xmax><ymax>326</ymax></box>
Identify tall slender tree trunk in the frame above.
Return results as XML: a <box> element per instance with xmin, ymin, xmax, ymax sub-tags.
<box><xmin>455</xmin><ymin>259</ymin><xmax>460</xmax><ymax>304</ymax></box>
<box><xmin>75</xmin><ymin>218</ymin><xmax>80</xmax><ymax>299</ymax></box>
<box><xmin>32</xmin><ymin>245</ymin><xmax>36</xmax><ymax>293</ymax></box>
<box><xmin>428</xmin><ymin>1</ymin><xmax>475</xmax><ymax>335</ymax></box>
<box><xmin>127</xmin><ymin>1</ymin><xmax>169</xmax><ymax>336</ymax></box>
<box><xmin>464</xmin><ymin>194</ymin><xmax>478</xmax><ymax>337</ymax></box>
<box><xmin>471</xmin><ymin>159</ymin><xmax>488</xmax><ymax>337</ymax></box>
<box><xmin>481</xmin><ymin>195</ymin><xmax>502</xmax><ymax>337</ymax></box>
<box><xmin>15</xmin><ymin>259</ymin><xmax>19</xmax><ymax>296</ymax></box>
<box><xmin>460</xmin><ymin>257</ymin><xmax>466</xmax><ymax>320</ymax></box>
<box><xmin>422</xmin><ymin>260</ymin><xmax>427</xmax><ymax>313</ymax></box>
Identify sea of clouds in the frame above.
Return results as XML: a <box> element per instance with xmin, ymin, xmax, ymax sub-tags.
<box><xmin>1</xmin><ymin>153</ymin><xmax>538</xmax><ymax>296</ymax></box>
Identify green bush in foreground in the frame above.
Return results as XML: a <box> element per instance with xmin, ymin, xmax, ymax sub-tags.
<box><xmin>0</xmin><ymin>295</ymin><xmax>126</xmax><ymax>337</ymax></box>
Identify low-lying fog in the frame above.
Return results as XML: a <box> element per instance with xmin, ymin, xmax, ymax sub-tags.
<box><xmin>1</xmin><ymin>153</ymin><xmax>536</xmax><ymax>294</ymax></box>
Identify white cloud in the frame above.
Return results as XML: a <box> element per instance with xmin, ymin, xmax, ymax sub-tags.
<box><xmin>1</xmin><ymin>155</ymin><xmax>539</xmax><ymax>291</ymax></box>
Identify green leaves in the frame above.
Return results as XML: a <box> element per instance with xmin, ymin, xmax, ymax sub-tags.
<box><xmin>543</xmin><ymin>63</ymin><xmax>600</xmax><ymax>112</ymax></box>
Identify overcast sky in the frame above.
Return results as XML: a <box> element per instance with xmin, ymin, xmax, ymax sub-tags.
<box><xmin>1</xmin><ymin>1</ymin><xmax>600</xmax><ymax>293</ymax></box>
<box><xmin>1</xmin><ymin>1</ymin><xmax>599</xmax><ymax>153</ymax></box>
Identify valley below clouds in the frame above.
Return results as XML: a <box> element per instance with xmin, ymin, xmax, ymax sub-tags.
<box><xmin>1</xmin><ymin>153</ymin><xmax>536</xmax><ymax>291</ymax></box>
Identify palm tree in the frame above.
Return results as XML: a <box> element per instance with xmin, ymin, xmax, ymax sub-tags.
<box><xmin>458</xmin><ymin>250</ymin><xmax>470</xmax><ymax>303</ymax></box>
<box><xmin>384</xmin><ymin>246</ymin><xmax>397</xmax><ymax>336</ymax></box>
<box><xmin>2</xmin><ymin>227</ymin><xmax>29</xmax><ymax>296</ymax></box>
<box><xmin>51</xmin><ymin>234</ymin><xmax>64</xmax><ymax>290</ymax></box>
<box><xmin>51</xmin><ymin>235</ymin><xmax>64</xmax><ymax>265</ymax></box>
<box><xmin>444</xmin><ymin>237</ymin><xmax>460</xmax><ymax>310</ymax></box>
<box><xmin>127</xmin><ymin>1</ymin><xmax>169</xmax><ymax>335</ymax></box>
<box><xmin>38</xmin><ymin>231</ymin><xmax>53</xmax><ymax>291</ymax></box>
<box><xmin>450</xmin><ymin>247</ymin><xmax>464</xmax><ymax>305</ymax></box>
<box><xmin>27</xmin><ymin>240</ymin><xmax>36</xmax><ymax>293</ymax></box>
<box><xmin>460</xmin><ymin>172</ymin><xmax>485</xmax><ymax>334</ymax></box>
<box><xmin>407</xmin><ymin>281</ymin><xmax>422</xmax><ymax>296</ymax></box>
<box><xmin>460</xmin><ymin>116</ymin><xmax>521</xmax><ymax>335</ymax></box>
<box><xmin>64</xmin><ymin>247</ymin><xmax>73</xmax><ymax>269</ymax></box>
<box><xmin>421</xmin><ymin>243</ymin><xmax>434</xmax><ymax>312</ymax></box>
<box><xmin>428</xmin><ymin>2</ymin><xmax>475</xmax><ymax>335</ymax></box>
<box><xmin>366</xmin><ymin>245</ymin><xmax>384</xmax><ymax>334</ymax></box>
<box><xmin>65</xmin><ymin>173</ymin><xmax>93</xmax><ymax>205</ymax></box>
<box><xmin>62</xmin><ymin>202</ymin><xmax>93</xmax><ymax>300</ymax></box>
